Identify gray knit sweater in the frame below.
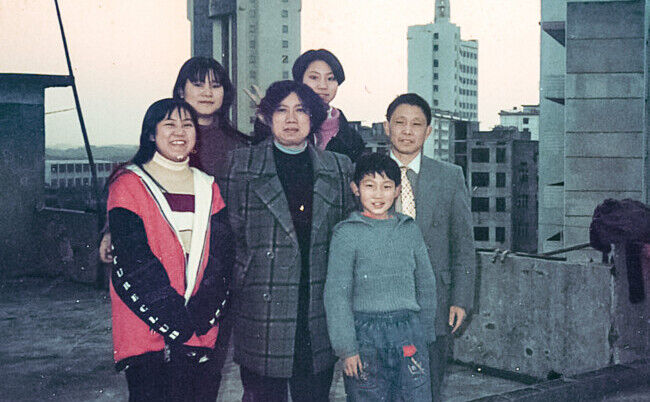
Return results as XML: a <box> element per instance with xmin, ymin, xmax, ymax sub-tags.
<box><xmin>324</xmin><ymin>211</ymin><xmax>437</xmax><ymax>359</ymax></box>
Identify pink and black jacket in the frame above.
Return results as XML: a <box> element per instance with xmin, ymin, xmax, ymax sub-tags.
<box><xmin>107</xmin><ymin>165</ymin><xmax>233</xmax><ymax>370</ymax></box>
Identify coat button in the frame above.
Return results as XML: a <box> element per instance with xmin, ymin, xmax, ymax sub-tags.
<box><xmin>262</xmin><ymin>293</ymin><xmax>271</xmax><ymax>302</ymax></box>
<box><xmin>266</xmin><ymin>250</ymin><xmax>275</xmax><ymax>259</ymax></box>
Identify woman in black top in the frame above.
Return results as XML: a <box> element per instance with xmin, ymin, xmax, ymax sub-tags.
<box><xmin>292</xmin><ymin>49</ymin><xmax>365</xmax><ymax>162</ymax></box>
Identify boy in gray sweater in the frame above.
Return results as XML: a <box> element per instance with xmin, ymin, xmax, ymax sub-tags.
<box><xmin>324</xmin><ymin>153</ymin><xmax>436</xmax><ymax>401</ymax></box>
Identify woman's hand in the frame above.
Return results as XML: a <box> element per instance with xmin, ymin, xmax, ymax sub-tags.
<box><xmin>343</xmin><ymin>354</ymin><xmax>363</xmax><ymax>379</ymax></box>
<box><xmin>99</xmin><ymin>232</ymin><xmax>114</xmax><ymax>263</ymax></box>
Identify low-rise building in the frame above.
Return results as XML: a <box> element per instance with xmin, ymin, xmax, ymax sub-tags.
<box><xmin>462</xmin><ymin>127</ymin><xmax>538</xmax><ymax>253</ymax></box>
<box><xmin>45</xmin><ymin>159</ymin><xmax>117</xmax><ymax>190</ymax></box>
<box><xmin>499</xmin><ymin>104</ymin><xmax>539</xmax><ymax>141</ymax></box>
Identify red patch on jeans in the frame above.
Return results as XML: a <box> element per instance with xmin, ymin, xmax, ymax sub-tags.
<box><xmin>402</xmin><ymin>344</ymin><xmax>417</xmax><ymax>357</ymax></box>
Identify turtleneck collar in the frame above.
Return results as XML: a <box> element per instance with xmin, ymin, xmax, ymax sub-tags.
<box><xmin>273</xmin><ymin>140</ymin><xmax>308</xmax><ymax>155</ymax></box>
<box><xmin>152</xmin><ymin>151</ymin><xmax>190</xmax><ymax>171</ymax></box>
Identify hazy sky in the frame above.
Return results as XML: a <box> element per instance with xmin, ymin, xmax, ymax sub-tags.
<box><xmin>1</xmin><ymin>0</ymin><xmax>540</xmax><ymax>147</ymax></box>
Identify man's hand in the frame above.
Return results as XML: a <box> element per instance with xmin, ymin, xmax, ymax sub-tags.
<box><xmin>449</xmin><ymin>305</ymin><xmax>466</xmax><ymax>333</ymax></box>
<box><xmin>343</xmin><ymin>354</ymin><xmax>363</xmax><ymax>379</ymax></box>
<box><xmin>99</xmin><ymin>232</ymin><xmax>114</xmax><ymax>264</ymax></box>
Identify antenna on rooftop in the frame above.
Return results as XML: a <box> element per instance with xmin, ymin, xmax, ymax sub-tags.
<box><xmin>53</xmin><ymin>0</ymin><xmax>101</xmax><ymax>225</ymax></box>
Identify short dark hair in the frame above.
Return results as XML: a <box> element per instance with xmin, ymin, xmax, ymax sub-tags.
<box><xmin>257</xmin><ymin>80</ymin><xmax>327</xmax><ymax>137</ymax></box>
<box><xmin>385</xmin><ymin>93</ymin><xmax>432</xmax><ymax>125</ymax></box>
<box><xmin>292</xmin><ymin>49</ymin><xmax>345</xmax><ymax>84</ymax></box>
<box><xmin>172</xmin><ymin>57</ymin><xmax>235</xmax><ymax>129</ymax></box>
<box><xmin>353</xmin><ymin>153</ymin><xmax>401</xmax><ymax>187</ymax></box>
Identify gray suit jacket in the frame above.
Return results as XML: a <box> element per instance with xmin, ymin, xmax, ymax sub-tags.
<box><xmin>223</xmin><ymin>139</ymin><xmax>354</xmax><ymax>378</ymax></box>
<box><xmin>415</xmin><ymin>156</ymin><xmax>476</xmax><ymax>335</ymax></box>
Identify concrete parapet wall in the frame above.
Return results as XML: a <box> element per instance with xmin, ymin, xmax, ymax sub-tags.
<box><xmin>454</xmin><ymin>252</ymin><xmax>649</xmax><ymax>378</ymax></box>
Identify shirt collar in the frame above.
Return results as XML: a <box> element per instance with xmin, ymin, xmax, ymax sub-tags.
<box><xmin>389</xmin><ymin>151</ymin><xmax>421</xmax><ymax>174</ymax></box>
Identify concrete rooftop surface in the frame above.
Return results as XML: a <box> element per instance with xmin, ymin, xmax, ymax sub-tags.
<box><xmin>1</xmin><ymin>277</ymin><xmax>648</xmax><ymax>401</ymax></box>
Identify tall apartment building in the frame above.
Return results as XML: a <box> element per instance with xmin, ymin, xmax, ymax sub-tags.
<box><xmin>539</xmin><ymin>0</ymin><xmax>649</xmax><ymax>258</ymax></box>
<box><xmin>499</xmin><ymin>104</ymin><xmax>539</xmax><ymax>141</ymax></box>
<box><xmin>408</xmin><ymin>0</ymin><xmax>478</xmax><ymax>121</ymax></box>
<box><xmin>463</xmin><ymin>127</ymin><xmax>538</xmax><ymax>253</ymax></box>
<box><xmin>188</xmin><ymin>0</ymin><xmax>301</xmax><ymax>134</ymax></box>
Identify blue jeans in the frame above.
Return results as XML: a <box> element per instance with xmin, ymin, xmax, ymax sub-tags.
<box><xmin>343</xmin><ymin>310</ymin><xmax>432</xmax><ymax>402</ymax></box>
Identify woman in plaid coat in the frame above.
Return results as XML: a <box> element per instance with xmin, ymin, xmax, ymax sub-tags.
<box><xmin>223</xmin><ymin>80</ymin><xmax>355</xmax><ymax>401</ymax></box>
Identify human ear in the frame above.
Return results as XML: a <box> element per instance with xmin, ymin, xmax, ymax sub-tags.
<box><xmin>350</xmin><ymin>181</ymin><xmax>360</xmax><ymax>197</ymax></box>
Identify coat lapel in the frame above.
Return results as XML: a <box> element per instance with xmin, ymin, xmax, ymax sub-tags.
<box><xmin>251</xmin><ymin>140</ymin><xmax>298</xmax><ymax>246</ymax></box>
<box><xmin>310</xmin><ymin>146</ymin><xmax>340</xmax><ymax>240</ymax></box>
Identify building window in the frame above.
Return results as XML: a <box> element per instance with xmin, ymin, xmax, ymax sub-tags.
<box><xmin>434</xmin><ymin>73</ymin><xmax>438</xmax><ymax>80</ymax></box>
<box><xmin>496</xmin><ymin>172</ymin><xmax>506</xmax><ymax>187</ymax></box>
<box><xmin>83</xmin><ymin>178</ymin><xmax>89</xmax><ymax>186</ymax></box>
<box><xmin>495</xmin><ymin>227</ymin><xmax>506</xmax><ymax>243</ymax></box>
<box><xmin>50</xmin><ymin>165</ymin><xmax>57</xmax><ymax>173</ymax></box>
<box><xmin>455</xmin><ymin>142</ymin><xmax>467</xmax><ymax>153</ymax></box>
<box><xmin>474</xmin><ymin>227</ymin><xmax>489</xmax><ymax>241</ymax></box>
<box><xmin>433</xmin><ymin>44</ymin><xmax>438</xmax><ymax>51</ymax></box>
<box><xmin>471</xmin><ymin>197</ymin><xmax>489</xmax><ymax>212</ymax></box>
<box><xmin>249</xmin><ymin>24</ymin><xmax>256</xmax><ymax>34</ymax></box>
<box><xmin>471</xmin><ymin>172</ymin><xmax>489</xmax><ymax>187</ymax></box>
<box><xmin>83</xmin><ymin>164</ymin><xmax>89</xmax><ymax>172</ymax></box>
<box><xmin>434</xmin><ymin>33</ymin><xmax>439</xmax><ymax>39</ymax></box>
<box><xmin>281</xmin><ymin>9</ymin><xmax>288</xmax><ymax>17</ymax></box>
<box><xmin>249</xmin><ymin>55</ymin><xmax>256</xmax><ymax>64</ymax></box>
<box><xmin>433</xmin><ymin>59</ymin><xmax>439</xmax><ymax>67</ymax></box>
<box><xmin>433</xmin><ymin>85</ymin><xmax>438</xmax><ymax>92</ymax></box>
<box><xmin>75</xmin><ymin>164</ymin><xmax>82</xmax><ymax>173</ymax></box>
<box><xmin>249</xmin><ymin>40</ymin><xmax>256</xmax><ymax>49</ymax></box>
<box><xmin>105</xmin><ymin>163</ymin><xmax>113</xmax><ymax>171</ymax></box>
<box><xmin>496</xmin><ymin>147</ymin><xmax>506</xmax><ymax>163</ymax></box>
<box><xmin>67</xmin><ymin>179</ymin><xmax>74</xmax><ymax>187</ymax></box>
<box><xmin>282</xmin><ymin>71</ymin><xmax>289</xmax><ymax>79</ymax></box>
<box><xmin>75</xmin><ymin>178</ymin><xmax>81</xmax><ymax>186</ymax></box>
<box><xmin>496</xmin><ymin>197</ymin><xmax>506</xmax><ymax>212</ymax></box>
<box><xmin>282</xmin><ymin>25</ymin><xmax>288</xmax><ymax>33</ymax></box>
<box><xmin>519</xmin><ymin>163</ymin><xmax>529</xmax><ymax>183</ymax></box>
<box><xmin>471</xmin><ymin>148</ymin><xmax>489</xmax><ymax>163</ymax></box>
<box><xmin>523</xmin><ymin>117</ymin><xmax>529</xmax><ymax>124</ymax></box>
<box><xmin>433</xmin><ymin>99</ymin><xmax>438</xmax><ymax>106</ymax></box>
<box><xmin>249</xmin><ymin>70</ymin><xmax>256</xmax><ymax>79</ymax></box>
<box><xmin>282</xmin><ymin>55</ymin><xmax>289</xmax><ymax>63</ymax></box>
<box><xmin>59</xmin><ymin>179</ymin><xmax>66</xmax><ymax>188</ymax></box>
<box><xmin>516</xmin><ymin>195</ymin><xmax>529</xmax><ymax>208</ymax></box>
<box><xmin>282</xmin><ymin>40</ymin><xmax>288</xmax><ymax>48</ymax></box>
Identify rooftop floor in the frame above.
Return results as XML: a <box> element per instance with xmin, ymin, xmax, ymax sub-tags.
<box><xmin>0</xmin><ymin>278</ymin><xmax>647</xmax><ymax>401</ymax></box>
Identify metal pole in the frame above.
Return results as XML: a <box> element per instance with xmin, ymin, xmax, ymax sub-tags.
<box><xmin>53</xmin><ymin>0</ymin><xmax>102</xmax><ymax>225</ymax></box>
<box><xmin>540</xmin><ymin>242</ymin><xmax>591</xmax><ymax>257</ymax></box>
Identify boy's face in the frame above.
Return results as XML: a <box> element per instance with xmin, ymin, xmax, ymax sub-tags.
<box><xmin>350</xmin><ymin>172</ymin><xmax>401</xmax><ymax>219</ymax></box>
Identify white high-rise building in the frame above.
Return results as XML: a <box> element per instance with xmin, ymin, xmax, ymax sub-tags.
<box><xmin>188</xmin><ymin>0</ymin><xmax>301</xmax><ymax>134</ymax></box>
<box><xmin>407</xmin><ymin>0</ymin><xmax>478</xmax><ymax>121</ymax></box>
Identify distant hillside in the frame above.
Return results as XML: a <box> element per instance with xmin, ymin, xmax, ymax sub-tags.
<box><xmin>46</xmin><ymin>145</ymin><xmax>138</xmax><ymax>162</ymax></box>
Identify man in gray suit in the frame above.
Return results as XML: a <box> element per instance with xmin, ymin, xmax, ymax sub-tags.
<box><xmin>384</xmin><ymin>93</ymin><xmax>476</xmax><ymax>401</ymax></box>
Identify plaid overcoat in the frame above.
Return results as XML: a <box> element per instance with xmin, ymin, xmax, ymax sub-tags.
<box><xmin>223</xmin><ymin>139</ymin><xmax>354</xmax><ymax>378</ymax></box>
